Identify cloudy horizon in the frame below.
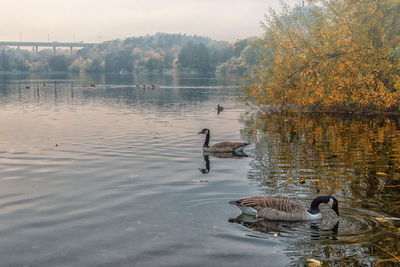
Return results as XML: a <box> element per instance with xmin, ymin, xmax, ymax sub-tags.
<box><xmin>1</xmin><ymin>0</ymin><xmax>299</xmax><ymax>43</ymax></box>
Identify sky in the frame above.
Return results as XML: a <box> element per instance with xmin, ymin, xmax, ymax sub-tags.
<box><xmin>0</xmin><ymin>0</ymin><xmax>299</xmax><ymax>43</ymax></box>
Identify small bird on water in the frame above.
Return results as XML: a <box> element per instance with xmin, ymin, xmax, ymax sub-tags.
<box><xmin>217</xmin><ymin>104</ymin><xmax>224</xmax><ymax>114</ymax></box>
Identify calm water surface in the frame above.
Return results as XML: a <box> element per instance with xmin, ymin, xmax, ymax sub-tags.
<box><xmin>0</xmin><ymin>73</ymin><xmax>399</xmax><ymax>266</ymax></box>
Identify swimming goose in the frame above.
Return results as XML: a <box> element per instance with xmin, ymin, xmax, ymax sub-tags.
<box><xmin>229</xmin><ymin>195</ymin><xmax>339</xmax><ymax>221</ymax></box>
<box><xmin>198</xmin><ymin>128</ymin><xmax>249</xmax><ymax>153</ymax></box>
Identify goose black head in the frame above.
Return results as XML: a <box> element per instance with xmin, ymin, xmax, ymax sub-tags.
<box><xmin>330</xmin><ymin>196</ymin><xmax>339</xmax><ymax>216</ymax></box>
<box><xmin>198</xmin><ymin>128</ymin><xmax>210</xmax><ymax>135</ymax></box>
<box><xmin>310</xmin><ymin>195</ymin><xmax>339</xmax><ymax>216</ymax></box>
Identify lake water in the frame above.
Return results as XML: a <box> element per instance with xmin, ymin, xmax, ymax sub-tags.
<box><xmin>0</xmin><ymin>73</ymin><xmax>399</xmax><ymax>266</ymax></box>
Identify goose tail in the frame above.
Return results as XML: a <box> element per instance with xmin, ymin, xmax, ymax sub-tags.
<box><xmin>234</xmin><ymin>143</ymin><xmax>250</xmax><ymax>153</ymax></box>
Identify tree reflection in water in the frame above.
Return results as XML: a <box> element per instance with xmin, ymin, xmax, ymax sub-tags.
<box><xmin>240</xmin><ymin>111</ymin><xmax>400</xmax><ymax>265</ymax></box>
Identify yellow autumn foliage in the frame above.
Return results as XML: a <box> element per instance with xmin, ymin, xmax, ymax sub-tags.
<box><xmin>247</xmin><ymin>0</ymin><xmax>400</xmax><ymax>113</ymax></box>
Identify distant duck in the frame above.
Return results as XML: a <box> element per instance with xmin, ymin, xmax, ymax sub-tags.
<box><xmin>217</xmin><ymin>104</ymin><xmax>224</xmax><ymax>114</ymax></box>
<box><xmin>229</xmin><ymin>195</ymin><xmax>339</xmax><ymax>221</ymax></box>
<box><xmin>25</xmin><ymin>86</ymin><xmax>30</xmax><ymax>89</ymax></box>
<box><xmin>90</xmin><ymin>83</ymin><xmax>95</xmax><ymax>87</ymax></box>
<box><xmin>198</xmin><ymin>128</ymin><xmax>249</xmax><ymax>154</ymax></box>
<box><xmin>151</xmin><ymin>84</ymin><xmax>155</xmax><ymax>90</ymax></box>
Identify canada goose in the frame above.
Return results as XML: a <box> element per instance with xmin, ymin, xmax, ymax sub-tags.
<box><xmin>198</xmin><ymin>128</ymin><xmax>249</xmax><ymax>153</ymax></box>
<box><xmin>217</xmin><ymin>104</ymin><xmax>224</xmax><ymax>114</ymax></box>
<box><xmin>229</xmin><ymin>195</ymin><xmax>339</xmax><ymax>221</ymax></box>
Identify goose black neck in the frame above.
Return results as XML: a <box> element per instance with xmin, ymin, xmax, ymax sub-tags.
<box><xmin>203</xmin><ymin>132</ymin><xmax>210</xmax><ymax>148</ymax></box>
<box><xmin>309</xmin><ymin>195</ymin><xmax>331</xmax><ymax>214</ymax></box>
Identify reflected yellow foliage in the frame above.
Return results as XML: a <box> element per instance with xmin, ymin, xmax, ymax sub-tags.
<box><xmin>241</xmin><ymin>111</ymin><xmax>400</xmax><ymax>265</ymax></box>
<box><xmin>247</xmin><ymin>0</ymin><xmax>400</xmax><ymax>113</ymax></box>
<box><xmin>242</xmin><ymin>111</ymin><xmax>400</xmax><ymax>214</ymax></box>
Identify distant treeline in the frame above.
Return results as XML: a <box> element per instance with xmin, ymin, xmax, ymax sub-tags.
<box><xmin>0</xmin><ymin>33</ymin><xmax>259</xmax><ymax>75</ymax></box>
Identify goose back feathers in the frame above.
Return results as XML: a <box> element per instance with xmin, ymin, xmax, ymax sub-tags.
<box><xmin>229</xmin><ymin>195</ymin><xmax>339</xmax><ymax>221</ymax></box>
<box><xmin>207</xmin><ymin>141</ymin><xmax>249</xmax><ymax>153</ymax></box>
<box><xmin>198</xmin><ymin>128</ymin><xmax>249</xmax><ymax>153</ymax></box>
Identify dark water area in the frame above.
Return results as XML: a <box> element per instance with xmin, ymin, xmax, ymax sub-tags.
<box><xmin>0</xmin><ymin>73</ymin><xmax>399</xmax><ymax>266</ymax></box>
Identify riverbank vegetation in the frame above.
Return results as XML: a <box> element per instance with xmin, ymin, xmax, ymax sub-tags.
<box><xmin>246</xmin><ymin>0</ymin><xmax>400</xmax><ymax>114</ymax></box>
<box><xmin>0</xmin><ymin>33</ymin><xmax>258</xmax><ymax>75</ymax></box>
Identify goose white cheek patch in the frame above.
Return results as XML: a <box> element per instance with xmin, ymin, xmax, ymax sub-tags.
<box><xmin>327</xmin><ymin>198</ymin><xmax>334</xmax><ymax>208</ymax></box>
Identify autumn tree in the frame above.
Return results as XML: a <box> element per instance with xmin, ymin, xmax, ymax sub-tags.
<box><xmin>247</xmin><ymin>0</ymin><xmax>400</xmax><ymax>113</ymax></box>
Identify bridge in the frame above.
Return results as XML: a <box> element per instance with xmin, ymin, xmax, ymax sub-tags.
<box><xmin>0</xmin><ymin>41</ymin><xmax>97</xmax><ymax>55</ymax></box>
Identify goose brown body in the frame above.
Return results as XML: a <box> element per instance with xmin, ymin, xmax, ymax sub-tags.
<box><xmin>239</xmin><ymin>196</ymin><xmax>311</xmax><ymax>221</ymax></box>
<box><xmin>206</xmin><ymin>141</ymin><xmax>249</xmax><ymax>153</ymax></box>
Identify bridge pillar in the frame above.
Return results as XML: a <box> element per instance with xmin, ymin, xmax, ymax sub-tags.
<box><xmin>34</xmin><ymin>46</ymin><xmax>38</xmax><ymax>55</ymax></box>
<box><xmin>70</xmin><ymin>46</ymin><xmax>73</xmax><ymax>55</ymax></box>
<box><xmin>53</xmin><ymin>46</ymin><xmax>56</xmax><ymax>55</ymax></box>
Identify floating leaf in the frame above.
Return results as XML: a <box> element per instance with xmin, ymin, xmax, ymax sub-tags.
<box><xmin>375</xmin><ymin>217</ymin><xmax>388</xmax><ymax>223</ymax></box>
<box><xmin>306</xmin><ymin>259</ymin><xmax>322</xmax><ymax>267</ymax></box>
<box><xmin>377</xmin><ymin>172</ymin><xmax>388</xmax><ymax>176</ymax></box>
<box><xmin>192</xmin><ymin>179</ymin><xmax>208</xmax><ymax>183</ymax></box>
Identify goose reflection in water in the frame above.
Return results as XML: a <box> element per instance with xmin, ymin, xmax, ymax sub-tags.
<box><xmin>203</xmin><ymin>151</ymin><xmax>248</xmax><ymax>159</ymax></box>
<box><xmin>199</xmin><ymin>155</ymin><xmax>210</xmax><ymax>174</ymax></box>
<box><xmin>199</xmin><ymin>152</ymin><xmax>248</xmax><ymax>174</ymax></box>
<box><xmin>229</xmin><ymin>214</ymin><xmax>339</xmax><ymax>241</ymax></box>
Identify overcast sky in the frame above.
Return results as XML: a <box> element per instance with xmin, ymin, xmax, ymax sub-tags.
<box><xmin>0</xmin><ymin>0</ymin><xmax>299</xmax><ymax>43</ymax></box>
